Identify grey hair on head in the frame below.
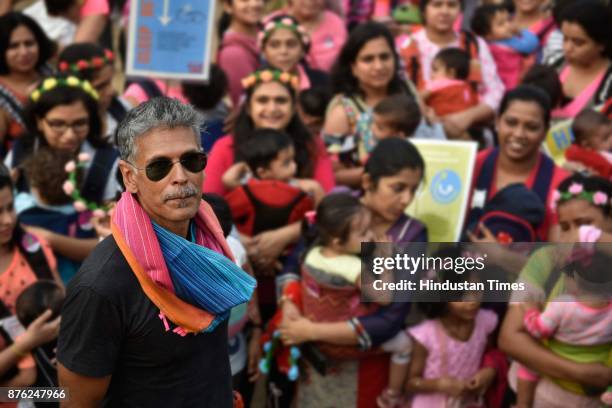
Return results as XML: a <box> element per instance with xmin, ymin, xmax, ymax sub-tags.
<box><xmin>116</xmin><ymin>97</ymin><xmax>203</xmax><ymax>162</ymax></box>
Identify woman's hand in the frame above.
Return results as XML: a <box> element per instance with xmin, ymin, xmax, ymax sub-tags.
<box><xmin>441</xmin><ymin>111</ymin><xmax>474</xmax><ymax>139</ymax></box>
<box><xmin>466</xmin><ymin>367</ymin><xmax>496</xmax><ymax>395</ymax></box>
<box><xmin>246</xmin><ymin>226</ymin><xmax>294</xmax><ymax>270</ymax></box>
<box><xmin>436</xmin><ymin>376</ymin><xmax>468</xmax><ymax>397</ymax></box>
<box><xmin>18</xmin><ymin>310</ymin><xmax>60</xmax><ymax>351</ymax></box>
<box><xmin>279</xmin><ymin>316</ymin><xmax>315</xmax><ymax>345</ymax></box>
<box><xmin>222</xmin><ymin>162</ymin><xmax>250</xmax><ymax>190</ymax></box>
<box><xmin>281</xmin><ymin>300</ymin><xmax>302</xmax><ymax>328</ymax></box>
<box><xmin>23</xmin><ymin>225</ymin><xmax>53</xmax><ymax>245</ymax></box>
<box><xmin>247</xmin><ymin>328</ymin><xmax>262</xmax><ymax>382</ymax></box>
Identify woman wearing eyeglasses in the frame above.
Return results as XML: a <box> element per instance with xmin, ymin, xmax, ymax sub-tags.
<box><xmin>4</xmin><ymin>75</ymin><xmax>121</xmax><ymax>278</ymax></box>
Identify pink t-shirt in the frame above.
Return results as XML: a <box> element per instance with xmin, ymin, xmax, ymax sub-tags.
<box><xmin>80</xmin><ymin>0</ymin><xmax>109</xmax><ymax>17</ymax></box>
<box><xmin>266</xmin><ymin>10</ymin><xmax>347</xmax><ymax>72</ymax></box>
<box><xmin>203</xmin><ymin>135</ymin><xmax>335</xmax><ymax>195</ymax></box>
<box><xmin>408</xmin><ymin>309</ymin><xmax>498</xmax><ymax>408</ymax></box>
<box><xmin>123</xmin><ymin>79</ymin><xmax>188</xmax><ymax>105</ymax></box>
<box><xmin>218</xmin><ymin>31</ymin><xmax>260</xmax><ymax>107</ymax></box>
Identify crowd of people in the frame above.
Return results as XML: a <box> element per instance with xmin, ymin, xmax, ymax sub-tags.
<box><xmin>0</xmin><ymin>0</ymin><xmax>611</xmax><ymax>407</ymax></box>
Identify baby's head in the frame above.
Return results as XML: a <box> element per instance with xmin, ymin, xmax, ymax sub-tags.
<box><xmin>240</xmin><ymin>128</ymin><xmax>297</xmax><ymax>182</ymax></box>
<box><xmin>298</xmin><ymin>87</ymin><xmax>331</xmax><ymax>137</ymax></box>
<box><xmin>22</xmin><ymin>147</ymin><xmax>76</xmax><ymax>206</ymax></box>
<box><xmin>16</xmin><ymin>280</ymin><xmax>64</xmax><ymax>328</ymax></box>
<box><xmin>431</xmin><ymin>48</ymin><xmax>471</xmax><ymax>81</ymax></box>
<box><xmin>562</xmin><ymin>248</ymin><xmax>612</xmax><ymax>300</ymax></box>
<box><xmin>471</xmin><ymin>4</ymin><xmax>514</xmax><ymax>41</ymax></box>
<box><xmin>372</xmin><ymin>94</ymin><xmax>422</xmax><ymax>140</ymax></box>
<box><xmin>572</xmin><ymin>109</ymin><xmax>612</xmax><ymax>152</ymax></box>
<box><xmin>312</xmin><ymin>193</ymin><xmax>373</xmax><ymax>255</ymax></box>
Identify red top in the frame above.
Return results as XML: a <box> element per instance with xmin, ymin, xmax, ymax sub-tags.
<box><xmin>203</xmin><ymin>135</ymin><xmax>336</xmax><ymax>195</ymax></box>
<box><xmin>471</xmin><ymin>149</ymin><xmax>569</xmax><ymax>241</ymax></box>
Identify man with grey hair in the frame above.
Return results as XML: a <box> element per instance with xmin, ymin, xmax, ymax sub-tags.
<box><xmin>57</xmin><ymin>97</ymin><xmax>255</xmax><ymax>407</ymax></box>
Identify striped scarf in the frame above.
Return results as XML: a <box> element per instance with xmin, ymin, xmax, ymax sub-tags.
<box><xmin>111</xmin><ymin>192</ymin><xmax>256</xmax><ymax>335</ymax></box>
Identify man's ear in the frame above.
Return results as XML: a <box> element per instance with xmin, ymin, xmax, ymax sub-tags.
<box><xmin>118</xmin><ymin>160</ymin><xmax>138</xmax><ymax>193</ymax></box>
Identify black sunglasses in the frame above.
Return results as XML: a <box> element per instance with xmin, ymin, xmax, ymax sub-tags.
<box><xmin>130</xmin><ymin>151</ymin><xmax>207</xmax><ymax>182</ymax></box>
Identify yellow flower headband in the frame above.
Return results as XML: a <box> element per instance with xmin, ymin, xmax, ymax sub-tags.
<box><xmin>241</xmin><ymin>69</ymin><xmax>300</xmax><ymax>91</ymax></box>
<box><xmin>30</xmin><ymin>76</ymin><xmax>99</xmax><ymax>103</ymax></box>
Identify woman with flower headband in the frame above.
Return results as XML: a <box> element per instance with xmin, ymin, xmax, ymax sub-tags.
<box><xmin>500</xmin><ymin>173</ymin><xmax>612</xmax><ymax>407</ymax></box>
<box><xmin>57</xmin><ymin>43</ymin><xmax>133</xmax><ymax>143</ymax></box>
<box><xmin>0</xmin><ymin>12</ymin><xmax>55</xmax><ymax>156</ymax></box>
<box><xmin>5</xmin><ymin>74</ymin><xmax>121</xmax><ymax>267</ymax></box>
<box><xmin>204</xmin><ymin>67</ymin><xmax>334</xmax><ymax>286</ymax></box>
<box><xmin>266</xmin><ymin>0</ymin><xmax>347</xmax><ymax>72</ymax></box>
<box><xmin>259</xmin><ymin>14</ymin><xmax>329</xmax><ymax>92</ymax></box>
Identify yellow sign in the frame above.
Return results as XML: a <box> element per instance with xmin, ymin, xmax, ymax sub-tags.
<box><xmin>406</xmin><ymin>139</ymin><xmax>478</xmax><ymax>242</ymax></box>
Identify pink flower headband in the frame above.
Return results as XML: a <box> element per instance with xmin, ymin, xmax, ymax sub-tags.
<box><xmin>258</xmin><ymin>17</ymin><xmax>310</xmax><ymax>50</ymax></box>
<box><xmin>551</xmin><ymin>182</ymin><xmax>610</xmax><ymax>212</ymax></box>
<box><xmin>62</xmin><ymin>153</ymin><xmax>112</xmax><ymax>217</ymax></box>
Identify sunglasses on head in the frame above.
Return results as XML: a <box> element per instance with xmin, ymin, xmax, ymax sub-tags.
<box><xmin>130</xmin><ymin>151</ymin><xmax>207</xmax><ymax>182</ymax></box>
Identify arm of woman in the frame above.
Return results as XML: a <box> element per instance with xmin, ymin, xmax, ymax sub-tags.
<box><xmin>0</xmin><ymin>110</ymin><xmax>8</xmax><ymax>148</ymax></box>
<box><xmin>280</xmin><ymin>317</ymin><xmax>359</xmax><ymax>345</ymax></box>
<box><xmin>499</xmin><ymin>303</ymin><xmax>612</xmax><ymax>389</ymax></box>
<box><xmin>247</xmin><ymin>222</ymin><xmax>301</xmax><ymax>270</ymax></box>
<box><xmin>74</xmin><ymin>14</ymin><xmax>107</xmax><ymax>43</ymax></box>
<box><xmin>25</xmin><ymin>226</ymin><xmax>98</xmax><ymax>262</ymax></box>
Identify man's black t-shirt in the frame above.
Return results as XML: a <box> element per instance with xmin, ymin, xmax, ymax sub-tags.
<box><xmin>57</xmin><ymin>236</ymin><xmax>233</xmax><ymax>407</ymax></box>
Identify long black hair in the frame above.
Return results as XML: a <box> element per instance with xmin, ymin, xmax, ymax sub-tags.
<box><xmin>0</xmin><ymin>12</ymin><xmax>56</xmax><ymax>75</ymax></box>
<box><xmin>559</xmin><ymin>0</ymin><xmax>612</xmax><ymax>59</ymax></box>
<box><xmin>233</xmin><ymin>73</ymin><xmax>315</xmax><ymax>178</ymax></box>
<box><xmin>330</xmin><ymin>22</ymin><xmax>409</xmax><ymax>98</ymax></box>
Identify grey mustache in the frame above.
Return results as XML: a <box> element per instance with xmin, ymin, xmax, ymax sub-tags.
<box><xmin>164</xmin><ymin>186</ymin><xmax>198</xmax><ymax>201</ymax></box>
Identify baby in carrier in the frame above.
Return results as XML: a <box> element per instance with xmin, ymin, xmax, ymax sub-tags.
<box><xmin>223</xmin><ymin>129</ymin><xmax>322</xmax><ymax>237</ymax></box>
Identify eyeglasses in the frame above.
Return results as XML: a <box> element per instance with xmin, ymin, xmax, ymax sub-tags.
<box><xmin>43</xmin><ymin>118</ymin><xmax>89</xmax><ymax>134</ymax></box>
<box><xmin>128</xmin><ymin>151</ymin><xmax>207</xmax><ymax>182</ymax></box>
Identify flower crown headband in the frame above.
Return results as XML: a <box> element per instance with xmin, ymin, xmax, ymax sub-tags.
<box><xmin>58</xmin><ymin>49</ymin><xmax>114</xmax><ymax>73</ymax></box>
<box><xmin>63</xmin><ymin>153</ymin><xmax>111</xmax><ymax>217</ymax></box>
<box><xmin>241</xmin><ymin>69</ymin><xmax>300</xmax><ymax>91</ymax></box>
<box><xmin>258</xmin><ymin>17</ymin><xmax>310</xmax><ymax>50</ymax></box>
<box><xmin>551</xmin><ymin>182</ymin><xmax>611</xmax><ymax>212</ymax></box>
<box><xmin>31</xmin><ymin>76</ymin><xmax>99</xmax><ymax>103</ymax></box>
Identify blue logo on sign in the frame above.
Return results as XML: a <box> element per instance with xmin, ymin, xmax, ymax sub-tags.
<box><xmin>431</xmin><ymin>170</ymin><xmax>461</xmax><ymax>204</ymax></box>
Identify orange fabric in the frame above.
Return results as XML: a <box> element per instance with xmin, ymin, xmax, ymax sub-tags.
<box><xmin>427</xmin><ymin>82</ymin><xmax>479</xmax><ymax>116</ymax></box>
<box><xmin>0</xmin><ymin>237</ymin><xmax>57</xmax><ymax>314</ymax></box>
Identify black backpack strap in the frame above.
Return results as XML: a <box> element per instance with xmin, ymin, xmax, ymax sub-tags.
<box><xmin>243</xmin><ymin>184</ymin><xmax>307</xmax><ymax>236</ymax></box>
<box><xmin>461</xmin><ymin>30</ymin><xmax>479</xmax><ymax>59</ymax></box>
<box><xmin>14</xmin><ymin>227</ymin><xmax>54</xmax><ymax>281</ymax></box>
<box><xmin>81</xmin><ymin>146</ymin><xmax>119</xmax><ymax>204</ymax></box>
<box><xmin>134</xmin><ymin>79</ymin><xmax>163</xmax><ymax>99</ymax></box>
<box><xmin>463</xmin><ymin>149</ymin><xmax>498</xmax><ymax>239</ymax></box>
<box><xmin>532</xmin><ymin>154</ymin><xmax>554</xmax><ymax>205</ymax></box>
<box><xmin>107</xmin><ymin>97</ymin><xmax>129</xmax><ymax>123</ymax></box>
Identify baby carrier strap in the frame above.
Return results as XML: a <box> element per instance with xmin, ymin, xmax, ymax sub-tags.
<box><xmin>13</xmin><ymin>226</ymin><xmax>54</xmax><ymax>281</ymax></box>
<box><xmin>81</xmin><ymin>146</ymin><xmax>119</xmax><ymax>203</ymax></box>
<box><xmin>243</xmin><ymin>183</ymin><xmax>308</xmax><ymax>236</ymax></box>
<box><xmin>107</xmin><ymin>96</ymin><xmax>129</xmax><ymax>124</ymax></box>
